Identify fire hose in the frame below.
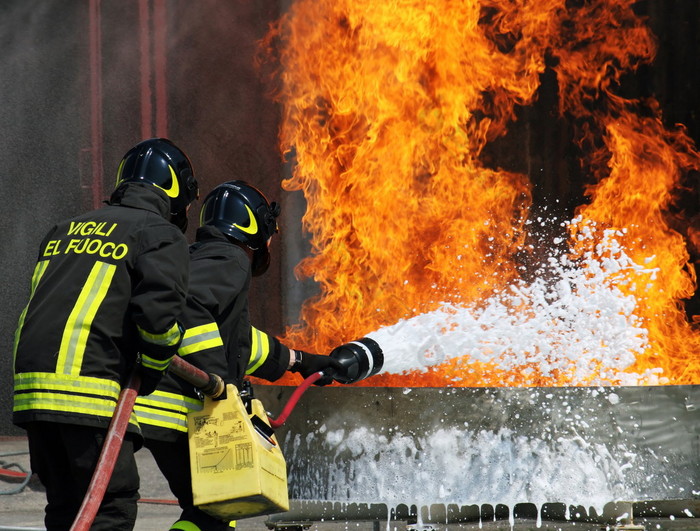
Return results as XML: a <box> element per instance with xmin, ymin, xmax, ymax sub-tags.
<box><xmin>269</xmin><ymin>371</ymin><xmax>322</xmax><ymax>429</ymax></box>
<box><xmin>69</xmin><ymin>368</ymin><xmax>142</xmax><ymax>531</ymax></box>
<box><xmin>69</xmin><ymin>356</ymin><xmax>225</xmax><ymax>531</ymax></box>
<box><xmin>70</xmin><ymin>337</ymin><xmax>383</xmax><ymax>531</ymax></box>
<box><xmin>0</xmin><ymin>451</ymin><xmax>33</xmax><ymax>496</ymax></box>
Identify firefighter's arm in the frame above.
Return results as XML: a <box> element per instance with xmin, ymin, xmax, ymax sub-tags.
<box><xmin>176</xmin><ymin>298</ymin><xmax>229</xmax><ymax>379</ymax></box>
<box><xmin>246</xmin><ymin>327</ymin><xmax>288</xmax><ymax>381</ymax></box>
<box><xmin>246</xmin><ymin>327</ymin><xmax>341</xmax><ymax>385</ymax></box>
<box><xmin>137</xmin><ymin>321</ymin><xmax>184</xmax><ymax>371</ymax></box>
<box><xmin>136</xmin><ymin>321</ymin><xmax>184</xmax><ymax>396</ymax></box>
<box><xmin>131</xmin><ymin>227</ymin><xmax>189</xmax><ymax>393</ymax></box>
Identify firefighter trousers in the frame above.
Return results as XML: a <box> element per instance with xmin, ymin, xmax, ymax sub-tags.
<box><xmin>144</xmin><ymin>435</ymin><xmax>233</xmax><ymax>531</ymax></box>
<box><xmin>26</xmin><ymin>421</ymin><xmax>140</xmax><ymax>531</ymax></box>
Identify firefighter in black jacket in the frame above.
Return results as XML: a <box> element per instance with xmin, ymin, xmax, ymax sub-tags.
<box><xmin>12</xmin><ymin>138</ymin><xmax>199</xmax><ymax>531</ymax></box>
<box><xmin>135</xmin><ymin>180</ymin><xmax>341</xmax><ymax>531</ymax></box>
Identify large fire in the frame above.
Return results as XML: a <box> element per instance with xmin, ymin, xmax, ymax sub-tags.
<box><xmin>256</xmin><ymin>0</ymin><xmax>700</xmax><ymax>386</ymax></box>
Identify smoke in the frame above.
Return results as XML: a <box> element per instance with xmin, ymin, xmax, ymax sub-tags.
<box><xmin>0</xmin><ymin>2</ymin><xmax>91</xmax><ymax>434</ymax></box>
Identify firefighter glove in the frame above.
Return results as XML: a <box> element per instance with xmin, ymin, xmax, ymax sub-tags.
<box><xmin>138</xmin><ymin>364</ymin><xmax>165</xmax><ymax>396</ymax></box>
<box><xmin>289</xmin><ymin>350</ymin><xmax>344</xmax><ymax>386</ymax></box>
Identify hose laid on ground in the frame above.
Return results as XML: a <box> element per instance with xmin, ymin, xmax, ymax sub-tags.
<box><xmin>0</xmin><ymin>451</ymin><xmax>32</xmax><ymax>496</ymax></box>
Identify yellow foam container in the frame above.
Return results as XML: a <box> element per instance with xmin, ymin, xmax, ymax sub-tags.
<box><xmin>187</xmin><ymin>384</ymin><xmax>290</xmax><ymax>520</ymax></box>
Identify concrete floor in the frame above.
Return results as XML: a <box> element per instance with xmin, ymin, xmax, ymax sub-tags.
<box><xmin>0</xmin><ymin>436</ymin><xmax>697</xmax><ymax>531</ymax></box>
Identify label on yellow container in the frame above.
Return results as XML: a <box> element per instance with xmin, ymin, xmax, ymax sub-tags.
<box><xmin>188</xmin><ymin>384</ymin><xmax>290</xmax><ymax>520</ymax></box>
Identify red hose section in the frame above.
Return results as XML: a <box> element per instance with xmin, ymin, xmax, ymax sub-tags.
<box><xmin>169</xmin><ymin>355</ymin><xmax>212</xmax><ymax>389</ymax></box>
<box><xmin>170</xmin><ymin>356</ymin><xmax>323</xmax><ymax>429</ymax></box>
<box><xmin>0</xmin><ymin>468</ymin><xmax>26</xmax><ymax>480</ymax></box>
<box><xmin>268</xmin><ymin>372</ymin><xmax>323</xmax><ymax>429</ymax></box>
<box><xmin>70</xmin><ymin>369</ymin><xmax>141</xmax><ymax>531</ymax></box>
<box><xmin>138</xmin><ymin>498</ymin><xmax>178</xmax><ymax>505</ymax></box>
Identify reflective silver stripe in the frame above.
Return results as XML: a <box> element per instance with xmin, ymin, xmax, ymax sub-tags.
<box><xmin>134</xmin><ymin>391</ymin><xmax>203</xmax><ymax>432</ymax></box>
<box><xmin>14</xmin><ymin>372</ymin><xmax>121</xmax><ymax>397</ymax></box>
<box><xmin>13</xmin><ymin>260</ymin><xmax>50</xmax><ymax>365</ymax></box>
<box><xmin>247</xmin><ymin>327</ymin><xmax>269</xmax><ymax>374</ymax></box>
<box><xmin>13</xmin><ymin>392</ymin><xmax>118</xmax><ymax>418</ymax></box>
<box><xmin>349</xmin><ymin>340</ymin><xmax>374</xmax><ymax>379</ymax></box>
<box><xmin>13</xmin><ymin>372</ymin><xmax>125</xmax><ymax>420</ymax></box>
<box><xmin>138</xmin><ymin>321</ymin><xmax>181</xmax><ymax>347</ymax></box>
<box><xmin>135</xmin><ymin>391</ymin><xmax>202</xmax><ymax>413</ymax></box>
<box><xmin>178</xmin><ymin>322</ymin><xmax>223</xmax><ymax>356</ymax></box>
<box><xmin>57</xmin><ymin>261</ymin><xmax>117</xmax><ymax>375</ymax></box>
<box><xmin>133</xmin><ymin>405</ymin><xmax>188</xmax><ymax>432</ymax></box>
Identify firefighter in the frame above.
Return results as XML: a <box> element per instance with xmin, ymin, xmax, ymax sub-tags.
<box><xmin>12</xmin><ymin>138</ymin><xmax>199</xmax><ymax>531</ymax></box>
<box><xmin>135</xmin><ymin>180</ymin><xmax>341</xmax><ymax>531</ymax></box>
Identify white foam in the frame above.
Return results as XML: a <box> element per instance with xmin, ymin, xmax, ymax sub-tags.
<box><xmin>317</xmin><ymin>425</ymin><xmax>635</xmax><ymax>516</ymax></box>
<box><xmin>367</xmin><ymin>220</ymin><xmax>665</xmax><ymax>386</ymax></box>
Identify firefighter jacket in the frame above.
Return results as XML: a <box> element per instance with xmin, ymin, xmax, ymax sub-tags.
<box><xmin>135</xmin><ymin>225</ymin><xmax>289</xmax><ymax>441</ymax></box>
<box><xmin>13</xmin><ymin>182</ymin><xmax>189</xmax><ymax>434</ymax></box>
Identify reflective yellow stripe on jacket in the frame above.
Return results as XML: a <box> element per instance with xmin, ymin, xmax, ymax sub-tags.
<box><xmin>178</xmin><ymin>322</ymin><xmax>223</xmax><ymax>356</ymax></box>
<box><xmin>134</xmin><ymin>390</ymin><xmax>203</xmax><ymax>432</ymax></box>
<box><xmin>247</xmin><ymin>326</ymin><xmax>271</xmax><ymax>374</ymax></box>
<box><xmin>13</xmin><ymin>261</ymin><xmax>135</xmax><ymax>426</ymax></box>
<box><xmin>57</xmin><ymin>261</ymin><xmax>117</xmax><ymax>375</ymax></box>
<box><xmin>12</xmin><ymin>372</ymin><xmax>135</xmax><ymax>422</ymax></box>
<box><xmin>138</xmin><ymin>321</ymin><xmax>182</xmax><ymax>347</ymax></box>
<box><xmin>136</xmin><ymin>323</ymin><xmax>220</xmax><ymax>432</ymax></box>
<box><xmin>13</xmin><ymin>260</ymin><xmax>50</xmax><ymax>366</ymax></box>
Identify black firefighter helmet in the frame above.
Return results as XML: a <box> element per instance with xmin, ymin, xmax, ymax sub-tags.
<box><xmin>199</xmin><ymin>180</ymin><xmax>280</xmax><ymax>276</ymax></box>
<box><xmin>115</xmin><ymin>138</ymin><xmax>199</xmax><ymax>232</ymax></box>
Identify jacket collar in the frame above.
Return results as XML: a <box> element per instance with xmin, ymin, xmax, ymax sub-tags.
<box><xmin>108</xmin><ymin>183</ymin><xmax>171</xmax><ymax>219</ymax></box>
<box><xmin>195</xmin><ymin>224</ymin><xmax>232</xmax><ymax>244</ymax></box>
<box><xmin>194</xmin><ymin>226</ymin><xmax>253</xmax><ymax>257</ymax></box>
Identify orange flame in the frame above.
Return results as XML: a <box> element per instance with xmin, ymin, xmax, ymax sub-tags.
<box><xmin>257</xmin><ymin>0</ymin><xmax>700</xmax><ymax>386</ymax></box>
<box><xmin>571</xmin><ymin>116</ymin><xmax>700</xmax><ymax>383</ymax></box>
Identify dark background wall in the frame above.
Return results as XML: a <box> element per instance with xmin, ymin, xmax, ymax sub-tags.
<box><xmin>1</xmin><ymin>1</ymin><xmax>698</xmax><ymax>435</ymax></box>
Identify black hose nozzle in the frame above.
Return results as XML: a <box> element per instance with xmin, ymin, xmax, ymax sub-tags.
<box><xmin>328</xmin><ymin>337</ymin><xmax>384</xmax><ymax>384</ymax></box>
